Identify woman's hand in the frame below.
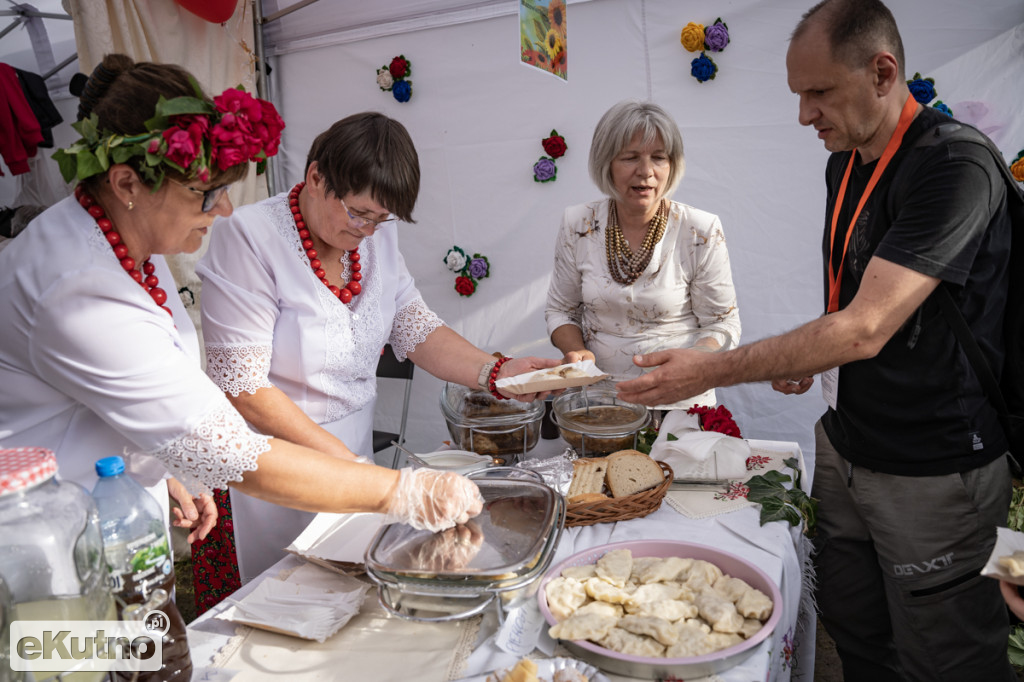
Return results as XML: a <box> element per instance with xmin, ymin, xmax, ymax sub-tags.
<box><xmin>403</xmin><ymin>520</ymin><xmax>485</xmax><ymax>572</ymax></box>
<box><xmin>383</xmin><ymin>468</ymin><xmax>484</xmax><ymax>531</ymax></box>
<box><xmin>167</xmin><ymin>477</ymin><xmax>218</xmax><ymax>543</ymax></box>
<box><xmin>561</xmin><ymin>349</ymin><xmax>596</xmax><ymax>365</ymax></box>
<box><xmin>496</xmin><ymin>356</ymin><xmax>561</xmax><ymax>402</ymax></box>
<box><xmin>771</xmin><ymin>377</ymin><xmax>815</xmax><ymax>395</ymax></box>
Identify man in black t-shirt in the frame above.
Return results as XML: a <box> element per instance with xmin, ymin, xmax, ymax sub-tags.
<box><xmin>616</xmin><ymin>0</ymin><xmax>1015</xmax><ymax>679</ymax></box>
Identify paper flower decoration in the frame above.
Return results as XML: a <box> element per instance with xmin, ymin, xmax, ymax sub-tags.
<box><xmin>681</xmin><ymin>18</ymin><xmax>728</xmax><ymax>82</ymax></box>
<box><xmin>532</xmin><ymin>129</ymin><xmax>567</xmax><ymax>183</ymax></box>
<box><xmin>542</xmin><ymin>130</ymin><xmax>567</xmax><ymax>159</ymax></box>
<box><xmin>932</xmin><ymin>100</ymin><xmax>953</xmax><ymax>117</ymax></box>
<box><xmin>907</xmin><ymin>72</ymin><xmax>936</xmax><ymax>104</ymax></box>
<box><xmin>445</xmin><ymin>246</ymin><xmax>490</xmax><ymax>297</ymax></box>
<box><xmin>680</xmin><ymin>22</ymin><xmax>705</xmax><ymax>52</ymax></box>
<box><xmin>1011</xmin><ymin>150</ymin><xmax>1024</xmax><ymax>183</ymax></box>
<box><xmin>703</xmin><ymin>18</ymin><xmax>730</xmax><ymax>52</ymax></box>
<box><xmin>376</xmin><ymin>55</ymin><xmax>413</xmax><ymax>103</ymax></box>
<box><xmin>533</xmin><ymin>157</ymin><xmax>557</xmax><ymax>182</ymax></box>
<box><xmin>691</xmin><ymin>53</ymin><xmax>718</xmax><ymax>83</ymax></box>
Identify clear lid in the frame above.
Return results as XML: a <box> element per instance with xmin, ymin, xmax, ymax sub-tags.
<box><xmin>0</xmin><ymin>447</ymin><xmax>57</xmax><ymax>496</ymax></box>
<box><xmin>365</xmin><ymin>477</ymin><xmax>563</xmax><ymax>589</ymax></box>
<box><xmin>439</xmin><ymin>382</ymin><xmax>544</xmax><ymax>427</ymax></box>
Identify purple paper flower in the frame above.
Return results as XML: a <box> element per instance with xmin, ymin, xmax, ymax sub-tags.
<box><xmin>691</xmin><ymin>53</ymin><xmax>717</xmax><ymax>83</ymax></box>
<box><xmin>392</xmin><ymin>79</ymin><xmax>412</xmax><ymax>103</ymax></box>
<box><xmin>907</xmin><ymin>72</ymin><xmax>936</xmax><ymax>104</ymax></box>
<box><xmin>704</xmin><ymin>20</ymin><xmax>730</xmax><ymax>52</ymax></box>
<box><xmin>468</xmin><ymin>256</ymin><xmax>489</xmax><ymax>279</ymax></box>
<box><xmin>533</xmin><ymin>156</ymin><xmax>557</xmax><ymax>182</ymax></box>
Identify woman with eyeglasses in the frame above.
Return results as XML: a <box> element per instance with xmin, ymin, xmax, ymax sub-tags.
<box><xmin>196</xmin><ymin>112</ymin><xmax>559</xmax><ymax>581</ymax></box>
<box><xmin>0</xmin><ymin>55</ymin><xmax>492</xmax><ymax>595</ymax></box>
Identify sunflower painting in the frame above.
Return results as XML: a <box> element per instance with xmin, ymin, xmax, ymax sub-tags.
<box><xmin>520</xmin><ymin>0</ymin><xmax>567</xmax><ymax>80</ymax></box>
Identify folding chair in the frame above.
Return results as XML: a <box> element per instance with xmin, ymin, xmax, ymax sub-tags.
<box><xmin>372</xmin><ymin>344</ymin><xmax>415</xmax><ymax>468</ymax></box>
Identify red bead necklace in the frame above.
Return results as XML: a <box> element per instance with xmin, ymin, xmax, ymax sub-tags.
<box><xmin>75</xmin><ymin>184</ymin><xmax>171</xmax><ymax>315</ymax></box>
<box><xmin>288</xmin><ymin>182</ymin><xmax>362</xmax><ymax>305</ymax></box>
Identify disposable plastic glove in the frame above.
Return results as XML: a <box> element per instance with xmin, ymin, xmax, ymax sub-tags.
<box><xmin>403</xmin><ymin>520</ymin><xmax>485</xmax><ymax>571</ymax></box>
<box><xmin>383</xmin><ymin>467</ymin><xmax>484</xmax><ymax>532</ymax></box>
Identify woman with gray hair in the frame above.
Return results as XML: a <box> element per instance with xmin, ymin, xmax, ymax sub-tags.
<box><xmin>545</xmin><ymin>100</ymin><xmax>741</xmax><ymax>409</ymax></box>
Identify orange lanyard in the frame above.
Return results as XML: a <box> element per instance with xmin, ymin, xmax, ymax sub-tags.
<box><xmin>827</xmin><ymin>95</ymin><xmax>918</xmax><ymax>313</ymax></box>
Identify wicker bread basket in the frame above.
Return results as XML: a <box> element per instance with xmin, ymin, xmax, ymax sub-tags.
<box><xmin>564</xmin><ymin>460</ymin><xmax>673</xmax><ymax>528</ymax></box>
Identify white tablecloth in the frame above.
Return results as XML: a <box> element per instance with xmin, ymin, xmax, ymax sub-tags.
<box><xmin>187</xmin><ymin>439</ymin><xmax>815</xmax><ymax>682</ymax></box>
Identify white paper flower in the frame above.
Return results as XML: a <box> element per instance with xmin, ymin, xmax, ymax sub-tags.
<box><xmin>444</xmin><ymin>247</ymin><xmax>468</xmax><ymax>272</ymax></box>
<box><xmin>376</xmin><ymin>67</ymin><xmax>394</xmax><ymax>91</ymax></box>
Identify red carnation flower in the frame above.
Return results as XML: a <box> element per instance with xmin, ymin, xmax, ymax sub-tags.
<box><xmin>455</xmin><ymin>275</ymin><xmax>476</xmax><ymax>296</ymax></box>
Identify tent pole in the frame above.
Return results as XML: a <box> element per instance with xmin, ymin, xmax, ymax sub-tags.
<box><xmin>252</xmin><ymin>0</ymin><xmax>277</xmax><ymax>196</ymax></box>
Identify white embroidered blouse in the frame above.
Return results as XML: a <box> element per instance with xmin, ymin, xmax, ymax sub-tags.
<box><xmin>197</xmin><ymin>192</ymin><xmax>444</xmax><ymax>425</ymax></box>
<box><xmin>0</xmin><ymin>196</ymin><xmax>268</xmax><ymax>495</ymax></box>
<box><xmin>545</xmin><ymin>199</ymin><xmax>741</xmax><ymax>409</ymax></box>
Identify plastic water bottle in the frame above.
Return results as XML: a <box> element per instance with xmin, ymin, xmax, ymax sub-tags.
<box><xmin>92</xmin><ymin>456</ymin><xmax>192</xmax><ymax>682</ymax></box>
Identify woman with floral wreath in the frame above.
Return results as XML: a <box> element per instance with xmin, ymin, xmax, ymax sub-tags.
<box><xmin>0</xmin><ymin>55</ymin><xmax>492</xmax><ymax>605</ymax></box>
<box><xmin>197</xmin><ymin>111</ymin><xmax>558</xmax><ymax>582</ymax></box>
<box><xmin>545</xmin><ymin>99</ymin><xmax>742</xmax><ymax>411</ymax></box>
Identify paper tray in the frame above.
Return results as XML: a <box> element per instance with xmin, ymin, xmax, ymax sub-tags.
<box><xmin>495</xmin><ymin>360</ymin><xmax>607</xmax><ymax>394</ymax></box>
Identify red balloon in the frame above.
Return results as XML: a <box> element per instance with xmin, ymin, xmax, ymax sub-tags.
<box><xmin>175</xmin><ymin>0</ymin><xmax>237</xmax><ymax>23</ymax></box>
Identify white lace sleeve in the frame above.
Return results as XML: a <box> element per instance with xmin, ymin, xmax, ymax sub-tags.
<box><xmin>390</xmin><ymin>297</ymin><xmax>445</xmax><ymax>361</ymax></box>
<box><xmin>205</xmin><ymin>342</ymin><xmax>275</xmax><ymax>396</ymax></box>
<box><xmin>147</xmin><ymin>402</ymin><xmax>269</xmax><ymax>495</ymax></box>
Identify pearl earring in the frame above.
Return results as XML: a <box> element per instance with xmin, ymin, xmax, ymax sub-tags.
<box><xmin>127</xmin><ymin>201</ymin><xmax>134</xmax><ymax>211</ymax></box>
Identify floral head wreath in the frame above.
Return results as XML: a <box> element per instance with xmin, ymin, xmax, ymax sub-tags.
<box><xmin>52</xmin><ymin>80</ymin><xmax>284</xmax><ymax>187</ymax></box>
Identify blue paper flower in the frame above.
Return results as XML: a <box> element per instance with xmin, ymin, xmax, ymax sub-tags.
<box><xmin>392</xmin><ymin>79</ymin><xmax>412</xmax><ymax>103</ymax></box>
<box><xmin>907</xmin><ymin>72</ymin><xmax>936</xmax><ymax>104</ymax></box>
<box><xmin>932</xmin><ymin>100</ymin><xmax>953</xmax><ymax>117</ymax></box>
<box><xmin>691</xmin><ymin>52</ymin><xmax>718</xmax><ymax>83</ymax></box>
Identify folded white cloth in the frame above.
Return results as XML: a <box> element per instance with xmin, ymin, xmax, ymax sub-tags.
<box><xmin>650</xmin><ymin>409</ymin><xmax>750</xmax><ymax>480</ymax></box>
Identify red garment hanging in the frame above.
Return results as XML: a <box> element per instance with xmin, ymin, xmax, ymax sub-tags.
<box><xmin>0</xmin><ymin>62</ymin><xmax>44</xmax><ymax>176</ymax></box>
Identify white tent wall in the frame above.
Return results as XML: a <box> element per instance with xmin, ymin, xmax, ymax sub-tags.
<box><xmin>2</xmin><ymin>0</ymin><xmax>1022</xmax><ymax>465</ymax></box>
<box><xmin>264</xmin><ymin>0</ymin><xmax>1024</xmax><ymax>460</ymax></box>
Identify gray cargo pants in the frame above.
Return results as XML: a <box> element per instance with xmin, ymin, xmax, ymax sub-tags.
<box><xmin>812</xmin><ymin>420</ymin><xmax>1015</xmax><ymax>682</ymax></box>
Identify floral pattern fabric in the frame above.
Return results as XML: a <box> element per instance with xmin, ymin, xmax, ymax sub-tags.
<box><xmin>545</xmin><ymin>199</ymin><xmax>741</xmax><ymax>409</ymax></box>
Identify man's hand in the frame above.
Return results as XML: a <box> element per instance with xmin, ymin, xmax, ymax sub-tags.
<box><xmin>615</xmin><ymin>348</ymin><xmax>714</xmax><ymax>406</ymax></box>
<box><xmin>167</xmin><ymin>478</ymin><xmax>218</xmax><ymax>543</ymax></box>
<box><xmin>771</xmin><ymin>377</ymin><xmax>815</xmax><ymax>395</ymax></box>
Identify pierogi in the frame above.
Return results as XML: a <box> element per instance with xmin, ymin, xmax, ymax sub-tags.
<box><xmin>545</xmin><ymin>549</ymin><xmax>774</xmax><ymax>660</ymax></box>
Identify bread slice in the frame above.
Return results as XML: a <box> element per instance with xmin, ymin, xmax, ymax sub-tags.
<box><xmin>606</xmin><ymin>451</ymin><xmax>663</xmax><ymax>498</ymax></box>
<box><xmin>567</xmin><ymin>492</ymin><xmax>610</xmax><ymax>504</ymax></box>
<box><xmin>567</xmin><ymin>457</ymin><xmax>608</xmax><ymax>498</ymax></box>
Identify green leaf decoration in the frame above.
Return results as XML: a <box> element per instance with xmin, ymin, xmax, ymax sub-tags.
<box><xmin>666</xmin><ymin>433</ymin><xmax>679</xmax><ymax>441</ymax></box>
<box><xmin>745</xmin><ymin>465</ymin><xmax>818</xmax><ymax>537</ymax></box>
<box><xmin>75</xmin><ymin>149</ymin><xmax>105</xmax><ymax>179</ymax></box>
<box><xmin>1009</xmin><ymin>625</ymin><xmax>1024</xmax><ymax>666</ymax></box>
<box><xmin>111</xmin><ymin>146</ymin><xmax>135</xmax><ymax>164</ymax></box>
<box><xmin>94</xmin><ymin>144</ymin><xmax>109</xmax><ymax>169</ymax></box>
<box><xmin>51</xmin><ymin>149</ymin><xmax>78</xmax><ymax>183</ymax></box>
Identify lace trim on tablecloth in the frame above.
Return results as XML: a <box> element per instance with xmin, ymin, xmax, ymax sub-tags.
<box><xmin>446</xmin><ymin>615</ymin><xmax>483</xmax><ymax>681</ymax></box>
<box><xmin>209</xmin><ymin>626</ymin><xmax>252</xmax><ymax>668</ymax></box>
<box><xmin>391</xmin><ymin>297</ymin><xmax>444</xmax><ymax>361</ymax></box>
<box><xmin>205</xmin><ymin>343</ymin><xmax>275</xmax><ymax>396</ymax></box>
<box><xmin>147</xmin><ymin>402</ymin><xmax>268</xmax><ymax>495</ymax></box>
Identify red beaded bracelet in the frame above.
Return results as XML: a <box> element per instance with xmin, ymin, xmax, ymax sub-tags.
<box><xmin>488</xmin><ymin>356</ymin><xmax>513</xmax><ymax>400</ymax></box>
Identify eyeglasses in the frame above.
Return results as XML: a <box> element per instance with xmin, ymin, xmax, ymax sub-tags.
<box><xmin>171</xmin><ymin>179</ymin><xmax>231</xmax><ymax>213</ymax></box>
<box><xmin>339</xmin><ymin>197</ymin><xmax>394</xmax><ymax>231</ymax></box>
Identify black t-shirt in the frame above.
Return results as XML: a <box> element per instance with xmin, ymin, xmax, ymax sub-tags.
<box><xmin>820</xmin><ymin>108</ymin><xmax>1011</xmax><ymax>475</ymax></box>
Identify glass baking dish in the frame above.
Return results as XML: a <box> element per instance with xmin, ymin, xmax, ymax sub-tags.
<box><xmin>364</xmin><ymin>474</ymin><xmax>565</xmax><ymax>622</ymax></box>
